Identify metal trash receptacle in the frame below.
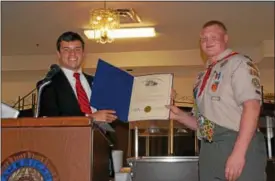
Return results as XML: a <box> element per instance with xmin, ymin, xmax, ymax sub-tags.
<box><xmin>127</xmin><ymin>156</ymin><xmax>199</xmax><ymax>181</ymax></box>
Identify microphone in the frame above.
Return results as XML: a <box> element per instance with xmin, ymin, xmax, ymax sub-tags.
<box><xmin>45</xmin><ymin>64</ymin><xmax>60</xmax><ymax>80</ymax></box>
<box><xmin>37</xmin><ymin>64</ymin><xmax>61</xmax><ymax>87</ymax></box>
<box><xmin>35</xmin><ymin>64</ymin><xmax>61</xmax><ymax>118</ymax></box>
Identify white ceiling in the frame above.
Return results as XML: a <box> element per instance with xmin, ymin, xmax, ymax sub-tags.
<box><xmin>2</xmin><ymin>1</ymin><xmax>274</xmax><ymax>56</ymax></box>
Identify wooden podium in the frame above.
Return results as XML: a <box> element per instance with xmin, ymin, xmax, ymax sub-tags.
<box><xmin>1</xmin><ymin>117</ymin><xmax>111</xmax><ymax>181</ymax></box>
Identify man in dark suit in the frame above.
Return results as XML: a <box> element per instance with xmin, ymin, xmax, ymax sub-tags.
<box><xmin>37</xmin><ymin>31</ymin><xmax>119</xmax><ymax>177</ymax></box>
<box><xmin>38</xmin><ymin>31</ymin><xmax>117</xmax><ymax>122</ymax></box>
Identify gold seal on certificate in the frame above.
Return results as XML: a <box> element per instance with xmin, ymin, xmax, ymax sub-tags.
<box><xmin>144</xmin><ymin>106</ymin><xmax>152</xmax><ymax>113</ymax></box>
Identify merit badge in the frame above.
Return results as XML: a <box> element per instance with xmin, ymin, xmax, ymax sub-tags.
<box><xmin>198</xmin><ymin>71</ymin><xmax>204</xmax><ymax>79</ymax></box>
<box><xmin>144</xmin><ymin>106</ymin><xmax>152</xmax><ymax>113</ymax></box>
<box><xmin>194</xmin><ymin>72</ymin><xmax>204</xmax><ymax>89</ymax></box>
<box><xmin>193</xmin><ymin>87</ymin><xmax>199</xmax><ymax>99</ymax></box>
<box><xmin>198</xmin><ymin>115</ymin><xmax>205</xmax><ymax>125</ymax></box>
<box><xmin>1</xmin><ymin>151</ymin><xmax>59</xmax><ymax>181</ymax></box>
<box><xmin>252</xmin><ymin>78</ymin><xmax>261</xmax><ymax>89</ymax></box>
<box><xmin>193</xmin><ymin>79</ymin><xmax>201</xmax><ymax>89</ymax></box>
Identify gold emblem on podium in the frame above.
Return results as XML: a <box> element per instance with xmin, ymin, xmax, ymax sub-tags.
<box><xmin>144</xmin><ymin>106</ymin><xmax>152</xmax><ymax>113</ymax></box>
<box><xmin>1</xmin><ymin>151</ymin><xmax>60</xmax><ymax>181</ymax></box>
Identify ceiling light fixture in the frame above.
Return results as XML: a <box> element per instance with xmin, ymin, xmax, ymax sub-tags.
<box><xmin>84</xmin><ymin>27</ymin><xmax>156</xmax><ymax>40</ymax></box>
<box><xmin>88</xmin><ymin>1</ymin><xmax>120</xmax><ymax>44</ymax></box>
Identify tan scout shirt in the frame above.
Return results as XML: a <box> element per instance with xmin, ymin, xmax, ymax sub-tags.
<box><xmin>193</xmin><ymin>49</ymin><xmax>262</xmax><ymax>132</ymax></box>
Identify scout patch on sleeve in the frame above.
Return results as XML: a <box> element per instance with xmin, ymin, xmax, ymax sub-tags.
<box><xmin>252</xmin><ymin>77</ymin><xmax>261</xmax><ymax>89</ymax></box>
<box><xmin>246</xmin><ymin>61</ymin><xmax>259</xmax><ymax>72</ymax></box>
<box><xmin>249</xmin><ymin>68</ymin><xmax>260</xmax><ymax>77</ymax></box>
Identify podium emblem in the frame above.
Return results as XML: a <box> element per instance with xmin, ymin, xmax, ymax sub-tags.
<box><xmin>1</xmin><ymin>151</ymin><xmax>59</xmax><ymax>181</ymax></box>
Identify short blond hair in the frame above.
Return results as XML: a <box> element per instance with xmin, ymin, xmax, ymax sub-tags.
<box><xmin>202</xmin><ymin>20</ymin><xmax>227</xmax><ymax>32</ymax></box>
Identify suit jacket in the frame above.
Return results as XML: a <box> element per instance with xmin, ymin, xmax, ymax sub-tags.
<box><xmin>38</xmin><ymin>70</ymin><xmax>93</xmax><ymax>117</ymax></box>
<box><xmin>37</xmin><ymin>70</ymin><xmax>118</xmax><ymax>144</ymax></box>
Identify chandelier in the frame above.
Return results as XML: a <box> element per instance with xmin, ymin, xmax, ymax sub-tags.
<box><xmin>89</xmin><ymin>2</ymin><xmax>120</xmax><ymax>44</ymax></box>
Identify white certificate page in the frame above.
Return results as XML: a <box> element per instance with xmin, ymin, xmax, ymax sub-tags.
<box><xmin>128</xmin><ymin>74</ymin><xmax>173</xmax><ymax>121</ymax></box>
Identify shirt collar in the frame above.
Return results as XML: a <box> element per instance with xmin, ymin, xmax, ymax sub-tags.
<box><xmin>206</xmin><ymin>48</ymin><xmax>233</xmax><ymax>68</ymax></box>
<box><xmin>61</xmin><ymin>66</ymin><xmax>82</xmax><ymax>77</ymax></box>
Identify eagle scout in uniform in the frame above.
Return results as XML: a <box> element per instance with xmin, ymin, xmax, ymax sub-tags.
<box><xmin>167</xmin><ymin>20</ymin><xmax>267</xmax><ymax>181</ymax></box>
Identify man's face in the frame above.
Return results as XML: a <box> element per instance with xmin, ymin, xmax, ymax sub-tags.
<box><xmin>200</xmin><ymin>25</ymin><xmax>228</xmax><ymax>58</ymax></box>
<box><xmin>57</xmin><ymin>40</ymin><xmax>85</xmax><ymax>71</ymax></box>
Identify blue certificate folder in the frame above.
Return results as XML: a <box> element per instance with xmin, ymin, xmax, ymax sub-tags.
<box><xmin>91</xmin><ymin>59</ymin><xmax>134</xmax><ymax>122</ymax></box>
<box><xmin>90</xmin><ymin>59</ymin><xmax>173</xmax><ymax>122</ymax></box>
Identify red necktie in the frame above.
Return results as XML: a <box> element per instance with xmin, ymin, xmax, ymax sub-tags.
<box><xmin>73</xmin><ymin>72</ymin><xmax>92</xmax><ymax>114</ymax></box>
<box><xmin>198</xmin><ymin>52</ymin><xmax>238</xmax><ymax>97</ymax></box>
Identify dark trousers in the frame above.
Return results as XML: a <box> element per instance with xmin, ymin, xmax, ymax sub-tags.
<box><xmin>199</xmin><ymin>124</ymin><xmax>267</xmax><ymax>181</ymax></box>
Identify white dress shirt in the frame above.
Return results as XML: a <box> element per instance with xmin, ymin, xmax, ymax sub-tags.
<box><xmin>61</xmin><ymin>67</ymin><xmax>97</xmax><ymax>113</ymax></box>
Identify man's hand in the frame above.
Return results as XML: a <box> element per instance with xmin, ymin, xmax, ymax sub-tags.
<box><xmin>166</xmin><ymin>104</ymin><xmax>198</xmax><ymax>130</ymax></box>
<box><xmin>224</xmin><ymin>100</ymin><xmax>261</xmax><ymax>181</ymax></box>
<box><xmin>87</xmin><ymin>110</ymin><xmax>117</xmax><ymax>123</ymax></box>
<box><xmin>166</xmin><ymin>105</ymin><xmax>186</xmax><ymax>121</ymax></box>
<box><xmin>171</xmin><ymin>89</ymin><xmax>177</xmax><ymax>100</ymax></box>
<box><xmin>225</xmin><ymin>151</ymin><xmax>245</xmax><ymax>181</ymax></box>
<box><xmin>167</xmin><ymin>89</ymin><xmax>183</xmax><ymax>120</ymax></box>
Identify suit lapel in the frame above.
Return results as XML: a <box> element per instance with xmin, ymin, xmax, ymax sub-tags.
<box><xmin>56</xmin><ymin>71</ymin><xmax>83</xmax><ymax>115</ymax></box>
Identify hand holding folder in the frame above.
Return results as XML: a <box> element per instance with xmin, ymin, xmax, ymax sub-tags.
<box><xmin>90</xmin><ymin>59</ymin><xmax>173</xmax><ymax>122</ymax></box>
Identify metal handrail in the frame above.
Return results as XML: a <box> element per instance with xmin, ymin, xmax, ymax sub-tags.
<box><xmin>12</xmin><ymin>89</ymin><xmax>37</xmax><ymax>112</ymax></box>
<box><xmin>12</xmin><ymin>88</ymin><xmax>36</xmax><ymax>108</ymax></box>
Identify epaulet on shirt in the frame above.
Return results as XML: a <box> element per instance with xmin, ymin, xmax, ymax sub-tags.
<box><xmin>230</xmin><ymin>54</ymin><xmax>253</xmax><ymax>66</ymax></box>
<box><xmin>229</xmin><ymin>54</ymin><xmax>251</xmax><ymax>77</ymax></box>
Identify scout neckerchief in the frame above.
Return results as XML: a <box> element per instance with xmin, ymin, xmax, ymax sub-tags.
<box><xmin>194</xmin><ymin>51</ymin><xmax>238</xmax><ymax>142</ymax></box>
<box><xmin>197</xmin><ymin>51</ymin><xmax>238</xmax><ymax>97</ymax></box>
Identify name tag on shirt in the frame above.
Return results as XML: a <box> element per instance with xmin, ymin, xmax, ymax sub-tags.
<box><xmin>211</xmin><ymin>96</ymin><xmax>220</xmax><ymax>101</ymax></box>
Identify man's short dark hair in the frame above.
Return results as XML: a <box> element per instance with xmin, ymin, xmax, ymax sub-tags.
<box><xmin>202</xmin><ymin>20</ymin><xmax>227</xmax><ymax>32</ymax></box>
<box><xmin>56</xmin><ymin>31</ymin><xmax>85</xmax><ymax>52</ymax></box>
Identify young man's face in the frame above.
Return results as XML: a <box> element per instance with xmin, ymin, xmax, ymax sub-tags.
<box><xmin>57</xmin><ymin>40</ymin><xmax>85</xmax><ymax>71</ymax></box>
<box><xmin>200</xmin><ymin>25</ymin><xmax>228</xmax><ymax>59</ymax></box>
